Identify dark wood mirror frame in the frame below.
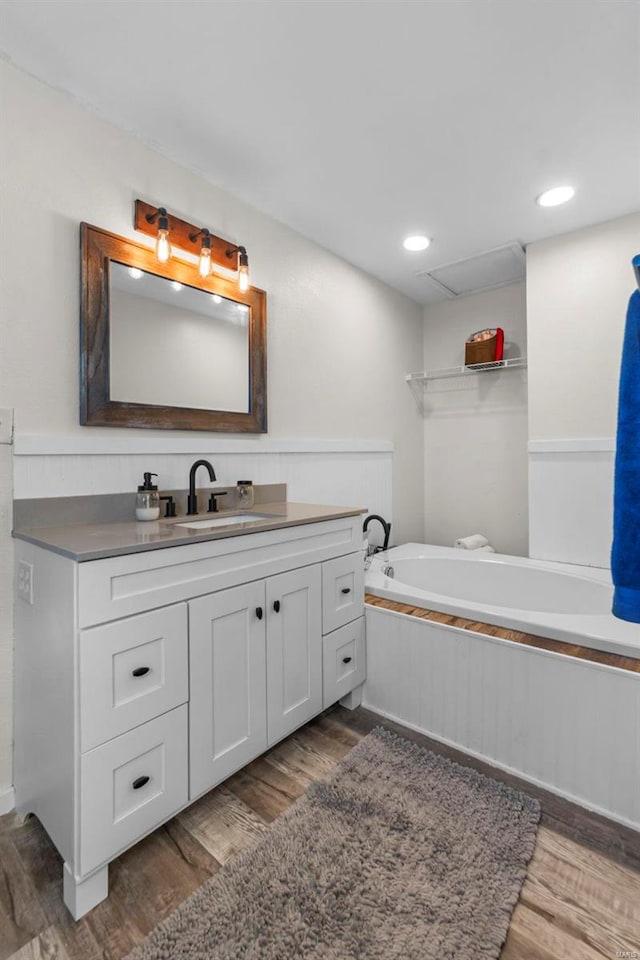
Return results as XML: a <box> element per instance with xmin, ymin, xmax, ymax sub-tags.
<box><xmin>80</xmin><ymin>223</ymin><xmax>267</xmax><ymax>432</ymax></box>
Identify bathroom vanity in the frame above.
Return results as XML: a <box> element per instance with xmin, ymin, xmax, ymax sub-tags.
<box><xmin>13</xmin><ymin>503</ymin><xmax>365</xmax><ymax>918</ymax></box>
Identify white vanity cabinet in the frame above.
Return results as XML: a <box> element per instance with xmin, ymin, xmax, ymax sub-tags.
<box><xmin>14</xmin><ymin>513</ymin><xmax>365</xmax><ymax>920</ymax></box>
<box><xmin>189</xmin><ymin>564</ymin><xmax>323</xmax><ymax>798</ymax></box>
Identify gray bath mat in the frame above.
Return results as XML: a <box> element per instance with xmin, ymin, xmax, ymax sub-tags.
<box><xmin>127</xmin><ymin>728</ymin><xmax>540</xmax><ymax>960</ymax></box>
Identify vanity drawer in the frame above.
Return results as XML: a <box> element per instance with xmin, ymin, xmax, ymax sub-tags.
<box><xmin>322</xmin><ymin>617</ymin><xmax>366</xmax><ymax>708</ymax></box>
<box><xmin>321</xmin><ymin>552</ymin><xmax>364</xmax><ymax>633</ymax></box>
<box><xmin>79</xmin><ymin>705</ymin><xmax>188</xmax><ymax>876</ymax></box>
<box><xmin>80</xmin><ymin>604</ymin><xmax>188</xmax><ymax>752</ymax></box>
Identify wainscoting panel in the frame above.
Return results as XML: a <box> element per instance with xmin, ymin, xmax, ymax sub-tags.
<box><xmin>13</xmin><ymin>438</ymin><xmax>393</xmax><ymax>527</ymax></box>
<box><xmin>528</xmin><ymin>439</ymin><xmax>614</xmax><ymax>569</ymax></box>
<box><xmin>363</xmin><ymin>605</ymin><xmax>639</xmax><ymax>828</ymax></box>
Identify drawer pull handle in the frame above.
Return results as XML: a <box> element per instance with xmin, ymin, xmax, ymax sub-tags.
<box><xmin>132</xmin><ymin>775</ymin><xmax>150</xmax><ymax>790</ymax></box>
<box><xmin>256</xmin><ymin>607</ymin><xmax>263</xmax><ymax>620</ymax></box>
<box><xmin>342</xmin><ymin>656</ymin><xmax>353</xmax><ymax>664</ymax></box>
<box><xmin>341</xmin><ymin>587</ymin><xmax>352</xmax><ymax>595</ymax></box>
<box><xmin>273</xmin><ymin>600</ymin><xmax>281</xmax><ymax>613</ymax></box>
<box><xmin>132</xmin><ymin>667</ymin><xmax>150</xmax><ymax>678</ymax></box>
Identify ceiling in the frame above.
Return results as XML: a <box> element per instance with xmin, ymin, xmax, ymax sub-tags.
<box><xmin>1</xmin><ymin>0</ymin><xmax>638</xmax><ymax>304</ymax></box>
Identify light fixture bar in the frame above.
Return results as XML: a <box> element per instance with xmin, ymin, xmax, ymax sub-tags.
<box><xmin>134</xmin><ymin>199</ymin><xmax>240</xmax><ymax>272</ymax></box>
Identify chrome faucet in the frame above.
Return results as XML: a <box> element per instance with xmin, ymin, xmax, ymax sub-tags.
<box><xmin>363</xmin><ymin>514</ymin><xmax>391</xmax><ymax>552</ymax></box>
<box><xmin>187</xmin><ymin>459</ymin><xmax>216</xmax><ymax>515</ymax></box>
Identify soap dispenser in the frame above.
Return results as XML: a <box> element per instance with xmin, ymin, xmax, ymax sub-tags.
<box><xmin>136</xmin><ymin>472</ymin><xmax>160</xmax><ymax>521</ymax></box>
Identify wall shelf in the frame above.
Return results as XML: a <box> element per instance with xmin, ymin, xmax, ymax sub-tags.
<box><xmin>406</xmin><ymin>356</ymin><xmax>527</xmax><ymax>383</ymax></box>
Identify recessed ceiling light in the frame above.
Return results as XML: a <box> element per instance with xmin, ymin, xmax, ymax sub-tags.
<box><xmin>128</xmin><ymin>267</ymin><xmax>143</xmax><ymax>279</ymax></box>
<box><xmin>403</xmin><ymin>235</ymin><xmax>431</xmax><ymax>252</ymax></box>
<box><xmin>536</xmin><ymin>186</ymin><xmax>575</xmax><ymax>207</ymax></box>
<box><xmin>171</xmin><ymin>281</ymin><xmax>183</xmax><ymax>291</ymax></box>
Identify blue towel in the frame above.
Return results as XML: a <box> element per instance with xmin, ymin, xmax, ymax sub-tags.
<box><xmin>612</xmin><ymin>286</ymin><xmax>640</xmax><ymax>622</ymax></box>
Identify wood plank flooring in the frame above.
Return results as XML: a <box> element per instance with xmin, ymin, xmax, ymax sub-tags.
<box><xmin>1</xmin><ymin>706</ymin><xmax>638</xmax><ymax>960</ymax></box>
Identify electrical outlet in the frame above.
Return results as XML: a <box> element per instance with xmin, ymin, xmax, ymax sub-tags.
<box><xmin>17</xmin><ymin>561</ymin><xmax>34</xmax><ymax>604</ymax></box>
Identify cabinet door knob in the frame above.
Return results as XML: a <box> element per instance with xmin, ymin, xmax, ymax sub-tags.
<box><xmin>132</xmin><ymin>775</ymin><xmax>150</xmax><ymax>790</ymax></box>
<box><xmin>132</xmin><ymin>666</ymin><xmax>150</xmax><ymax>678</ymax></box>
<box><xmin>341</xmin><ymin>587</ymin><xmax>351</xmax><ymax>595</ymax></box>
<box><xmin>256</xmin><ymin>606</ymin><xmax>263</xmax><ymax>620</ymax></box>
<box><xmin>342</xmin><ymin>656</ymin><xmax>352</xmax><ymax>664</ymax></box>
<box><xmin>273</xmin><ymin>600</ymin><xmax>281</xmax><ymax>613</ymax></box>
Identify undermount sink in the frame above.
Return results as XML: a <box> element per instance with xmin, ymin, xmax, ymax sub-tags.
<box><xmin>176</xmin><ymin>513</ymin><xmax>275</xmax><ymax>530</ymax></box>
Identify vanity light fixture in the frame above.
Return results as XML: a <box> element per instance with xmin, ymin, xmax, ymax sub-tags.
<box><xmin>134</xmin><ymin>201</ymin><xmax>251</xmax><ymax>291</ymax></box>
<box><xmin>144</xmin><ymin>206</ymin><xmax>172</xmax><ymax>263</ymax></box>
<box><xmin>536</xmin><ymin>185</ymin><xmax>575</xmax><ymax>207</ymax></box>
<box><xmin>226</xmin><ymin>244</ymin><xmax>250</xmax><ymax>292</ymax></box>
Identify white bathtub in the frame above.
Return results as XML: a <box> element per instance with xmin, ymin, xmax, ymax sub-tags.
<box><xmin>363</xmin><ymin>543</ymin><xmax>640</xmax><ymax>828</ymax></box>
<box><xmin>366</xmin><ymin>543</ymin><xmax>640</xmax><ymax>659</ymax></box>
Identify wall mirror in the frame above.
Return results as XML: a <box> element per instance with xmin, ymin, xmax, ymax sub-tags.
<box><xmin>80</xmin><ymin>223</ymin><xmax>267</xmax><ymax>431</ymax></box>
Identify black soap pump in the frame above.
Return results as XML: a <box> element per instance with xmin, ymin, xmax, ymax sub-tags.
<box><xmin>136</xmin><ymin>472</ymin><xmax>160</xmax><ymax>521</ymax></box>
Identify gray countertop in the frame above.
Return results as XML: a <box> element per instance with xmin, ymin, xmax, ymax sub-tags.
<box><xmin>13</xmin><ymin>502</ymin><xmax>366</xmax><ymax>562</ymax></box>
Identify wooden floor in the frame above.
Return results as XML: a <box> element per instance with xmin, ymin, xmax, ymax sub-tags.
<box><xmin>1</xmin><ymin>706</ymin><xmax>638</xmax><ymax>960</ymax></box>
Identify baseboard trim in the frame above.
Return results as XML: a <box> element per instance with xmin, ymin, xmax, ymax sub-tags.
<box><xmin>0</xmin><ymin>787</ymin><xmax>15</xmax><ymax>816</ymax></box>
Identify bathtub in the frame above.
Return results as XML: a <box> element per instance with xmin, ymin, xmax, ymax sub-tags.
<box><xmin>363</xmin><ymin>543</ymin><xmax>640</xmax><ymax>828</ymax></box>
<box><xmin>365</xmin><ymin>543</ymin><xmax>640</xmax><ymax>659</ymax></box>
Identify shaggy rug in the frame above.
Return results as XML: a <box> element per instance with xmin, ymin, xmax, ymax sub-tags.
<box><xmin>127</xmin><ymin>728</ymin><xmax>540</xmax><ymax>960</ymax></box>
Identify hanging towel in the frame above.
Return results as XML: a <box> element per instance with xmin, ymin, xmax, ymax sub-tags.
<box><xmin>612</xmin><ymin>287</ymin><xmax>640</xmax><ymax>623</ymax></box>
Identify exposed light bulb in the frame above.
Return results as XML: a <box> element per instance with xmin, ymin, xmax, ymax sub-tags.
<box><xmin>198</xmin><ymin>233</ymin><xmax>212</xmax><ymax>278</ymax></box>
<box><xmin>198</xmin><ymin>249</ymin><xmax>211</xmax><ymax>277</ymax></box>
<box><xmin>155</xmin><ymin>208</ymin><xmax>172</xmax><ymax>263</ymax></box>
<box><xmin>237</xmin><ymin>247</ymin><xmax>250</xmax><ymax>292</ymax></box>
<box><xmin>171</xmin><ymin>281</ymin><xmax>183</xmax><ymax>291</ymax></box>
<box><xmin>536</xmin><ymin>185</ymin><xmax>575</xmax><ymax>207</ymax></box>
<box><xmin>155</xmin><ymin>228</ymin><xmax>171</xmax><ymax>263</ymax></box>
<box><xmin>128</xmin><ymin>267</ymin><xmax>143</xmax><ymax>279</ymax></box>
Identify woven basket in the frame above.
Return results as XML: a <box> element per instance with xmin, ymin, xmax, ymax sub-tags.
<box><xmin>465</xmin><ymin>328</ymin><xmax>504</xmax><ymax>365</ymax></box>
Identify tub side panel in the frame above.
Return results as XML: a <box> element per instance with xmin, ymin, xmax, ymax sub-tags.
<box><xmin>363</xmin><ymin>606</ymin><xmax>640</xmax><ymax>828</ymax></box>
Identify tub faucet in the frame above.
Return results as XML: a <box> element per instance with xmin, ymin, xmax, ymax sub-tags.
<box><xmin>187</xmin><ymin>459</ymin><xmax>216</xmax><ymax>515</ymax></box>
<box><xmin>363</xmin><ymin>514</ymin><xmax>391</xmax><ymax>552</ymax></box>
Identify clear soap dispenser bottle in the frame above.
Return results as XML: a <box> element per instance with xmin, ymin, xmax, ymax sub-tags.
<box><xmin>136</xmin><ymin>472</ymin><xmax>160</xmax><ymax>521</ymax></box>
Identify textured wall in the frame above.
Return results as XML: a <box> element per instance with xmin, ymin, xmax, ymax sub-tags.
<box><xmin>527</xmin><ymin>213</ymin><xmax>640</xmax><ymax>442</ymax></box>
<box><xmin>526</xmin><ymin>213</ymin><xmax>639</xmax><ymax>566</ymax></box>
<box><xmin>422</xmin><ymin>283</ymin><xmax>528</xmax><ymax>556</ymax></box>
<box><xmin>0</xmin><ymin>61</ymin><xmax>424</xmax><ymax>800</ymax></box>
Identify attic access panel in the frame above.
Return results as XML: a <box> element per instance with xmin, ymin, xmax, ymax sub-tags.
<box><xmin>417</xmin><ymin>242</ymin><xmax>525</xmax><ymax>298</ymax></box>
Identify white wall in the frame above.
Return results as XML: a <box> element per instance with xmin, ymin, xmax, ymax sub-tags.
<box><xmin>527</xmin><ymin>214</ymin><xmax>640</xmax><ymax>566</ymax></box>
<box><xmin>421</xmin><ymin>283</ymin><xmax>528</xmax><ymax>556</ymax></box>
<box><xmin>0</xmin><ymin>61</ymin><xmax>424</xmax><ymax>802</ymax></box>
<box><xmin>527</xmin><ymin>213</ymin><xmax>639</xmax><ymax>442</ymax></box>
